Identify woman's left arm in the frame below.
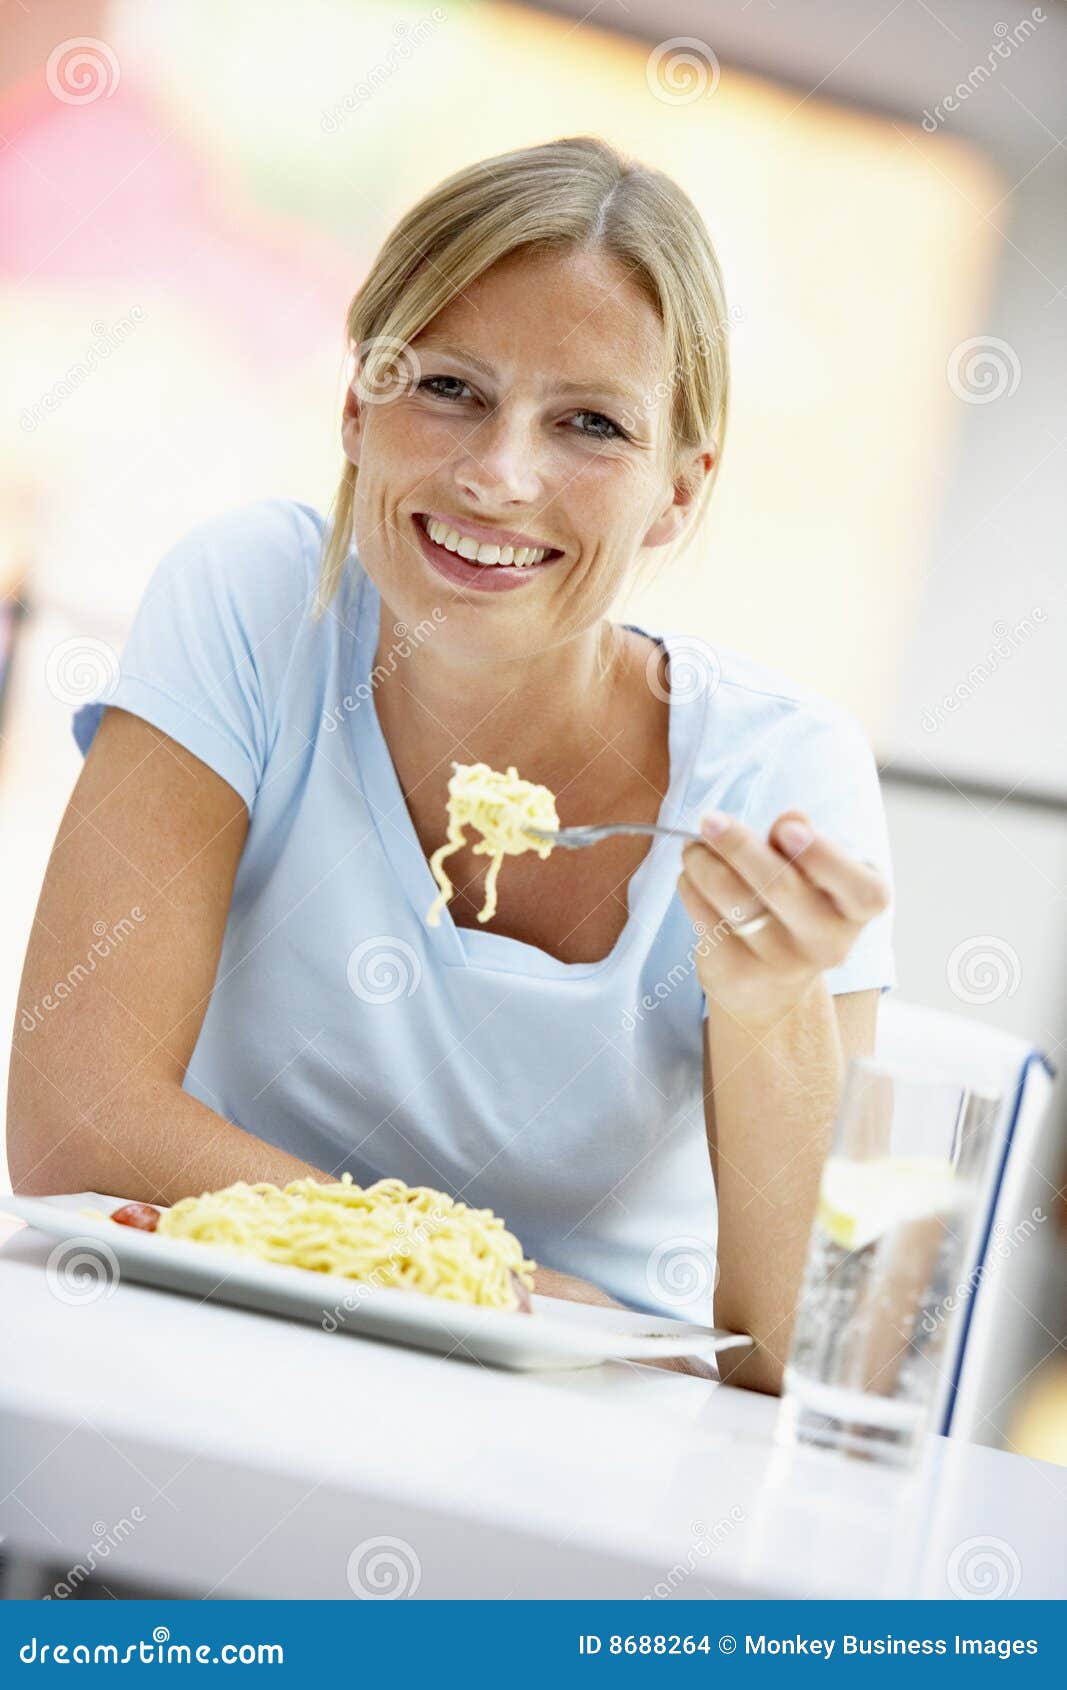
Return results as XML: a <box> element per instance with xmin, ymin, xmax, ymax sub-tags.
<box><xmin>677</xmin><ymin>805</ymin><xmax>892</xmax><ymax>1396</ymax></box>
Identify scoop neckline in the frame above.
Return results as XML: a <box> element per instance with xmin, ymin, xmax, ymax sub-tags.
<box><xmin>347</xmin><ymin>569</ymin><xmax>710</xmax><ymax>981</ymax></box>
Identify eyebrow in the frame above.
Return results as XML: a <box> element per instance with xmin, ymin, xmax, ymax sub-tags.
<box><xmin>415</xmin><ymin>340</ymin><xmax>648</xmax><ymax>412</ymax></box>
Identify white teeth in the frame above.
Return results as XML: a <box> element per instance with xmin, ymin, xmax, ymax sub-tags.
<box><xmin>424</xmin><ymin>516</ymin><xmax>550</xmax><ymax>567</ymax></box>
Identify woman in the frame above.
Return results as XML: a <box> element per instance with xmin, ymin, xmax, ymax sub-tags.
<box><xmin>8</xmin><ymin>137</ymin><xmax>894</xmax><ymax>1393</ymax></box>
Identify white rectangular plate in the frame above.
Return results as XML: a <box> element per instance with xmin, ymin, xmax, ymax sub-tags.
<box><xmin>2</xmin><ymin>1193</ymin><xmax>752</xmax><ymax>1372</ymax></box>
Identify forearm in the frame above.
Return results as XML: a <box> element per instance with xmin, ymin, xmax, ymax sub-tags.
<box><xmin>704</xmin><ymin>976</ymin><xmax>844</xmax><ymax>1394</ymax></box>
<box><xmin>9</xmin><ymin>1067</ymin><xmax>329</xmax><ymax>1202</ymax></box>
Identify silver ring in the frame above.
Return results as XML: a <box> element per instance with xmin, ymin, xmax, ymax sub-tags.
<box><xmin>726</xmin><ymin>909</ymin><xmax>771</xmax><ymax>938</ymax></box>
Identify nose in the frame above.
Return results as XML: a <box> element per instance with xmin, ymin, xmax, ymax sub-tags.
<box><xmin>451</xmin><ymin>405</ymin><xmax>544</xmax><ymax>507</ymax></box>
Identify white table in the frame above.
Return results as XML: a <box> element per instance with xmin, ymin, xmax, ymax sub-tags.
<box><xmin>1</xmin><ymin>1218</ymin><xmax>1063</xmax><ymax>1600</ymax></box>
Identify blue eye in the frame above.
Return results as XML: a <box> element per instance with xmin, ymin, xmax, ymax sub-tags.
<box><xmin>419</xmin><ymin>375</ymin><xmax>472</xmax><ymax>401</ymax></box>
<box><xmin>571</xmin><ymin>410</ymin><xmax>628</xmax><ymax>441</ymax></box>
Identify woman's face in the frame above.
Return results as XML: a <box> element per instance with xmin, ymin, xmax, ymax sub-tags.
<box><xmin>343</xmin><ymin>245</ymin><xmax>706</xmax><ymax>662</ymax></box>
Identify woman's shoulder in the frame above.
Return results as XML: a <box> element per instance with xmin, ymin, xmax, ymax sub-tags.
<box><xmin>647</xmin><ymin>624</ymin><xmax>881</xmax><ymax>824</ymax></box>
<box><xmin>158</xmin><ymin>497</ymin><xmax>327</xmax><ymax>614</ymax></box>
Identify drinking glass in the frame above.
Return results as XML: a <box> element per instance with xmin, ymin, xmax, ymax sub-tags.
<box><xmin>777</xmin><ymin>1058</ymin><xmax>1002</xmax><ymax>1468</ymax></box>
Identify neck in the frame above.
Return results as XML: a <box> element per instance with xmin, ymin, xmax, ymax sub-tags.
<box><xmin>371</xmin><ymin>608</ymin><xmax>632</xmax><ymax>791</ymax></box>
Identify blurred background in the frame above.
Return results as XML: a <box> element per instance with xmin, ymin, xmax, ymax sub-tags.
<box><xmin>1</xmin><ymin>0</ymin><xmax>1064</xmax><ymax>1460</ymax></box>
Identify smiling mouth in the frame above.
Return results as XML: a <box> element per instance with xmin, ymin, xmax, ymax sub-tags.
<box><xmin>414</xmin><ymin>512</ymin><xmax>564</xmax><ymax>570</ymax></box>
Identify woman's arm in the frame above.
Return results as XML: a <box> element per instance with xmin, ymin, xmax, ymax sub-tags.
<box><xmin>677</xmin><ymin>805</ymin><xmax>892</xmax><ymax>1395</ymax></box>
<box><xmin>7</xmin><ymin>707</ymin><xmax>331</xmax><ymax>1200</ymax></box>
<box><xmin>703</xmin><ymin>984</ymin><xmax>876</xmax><ymax>1394</ymax></box>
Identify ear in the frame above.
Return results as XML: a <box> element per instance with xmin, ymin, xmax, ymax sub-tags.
<box><xmin>340</xmin><ymin>374</ymin><xmax>363</xmax><ymax>468</ymax></box>
<box><xmin>642</xmin><ymin>446</ymin><xmax>717</xmax><ymax>548</ymax></box>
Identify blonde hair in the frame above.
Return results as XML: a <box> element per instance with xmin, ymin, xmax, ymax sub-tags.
<box><xmin>314</xmin><ymin>135</ymin><xmax>730</xmax><ymax>637</ymax></box>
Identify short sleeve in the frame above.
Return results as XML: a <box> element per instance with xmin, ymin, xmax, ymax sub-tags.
<box><xmin>701</xmin><ymin>704</ymin><xmax>897</xmax><ymax>1013</ymax></box>
<box><xmin>72</xmin><ymin>500</ymin><xmax>314</xmax><ymax>814</ymax></box>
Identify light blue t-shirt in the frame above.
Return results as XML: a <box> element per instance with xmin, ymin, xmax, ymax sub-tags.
<box><xmin>72</xmin><ymin>499</ymin><xmax>896</xmax><ymax>1321</ymax></box>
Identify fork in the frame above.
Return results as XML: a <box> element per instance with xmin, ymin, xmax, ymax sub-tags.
<box><xmin>524</xmin><ymin>821</ymin><xmax>704</xmax><ymax>851</ymax></box>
